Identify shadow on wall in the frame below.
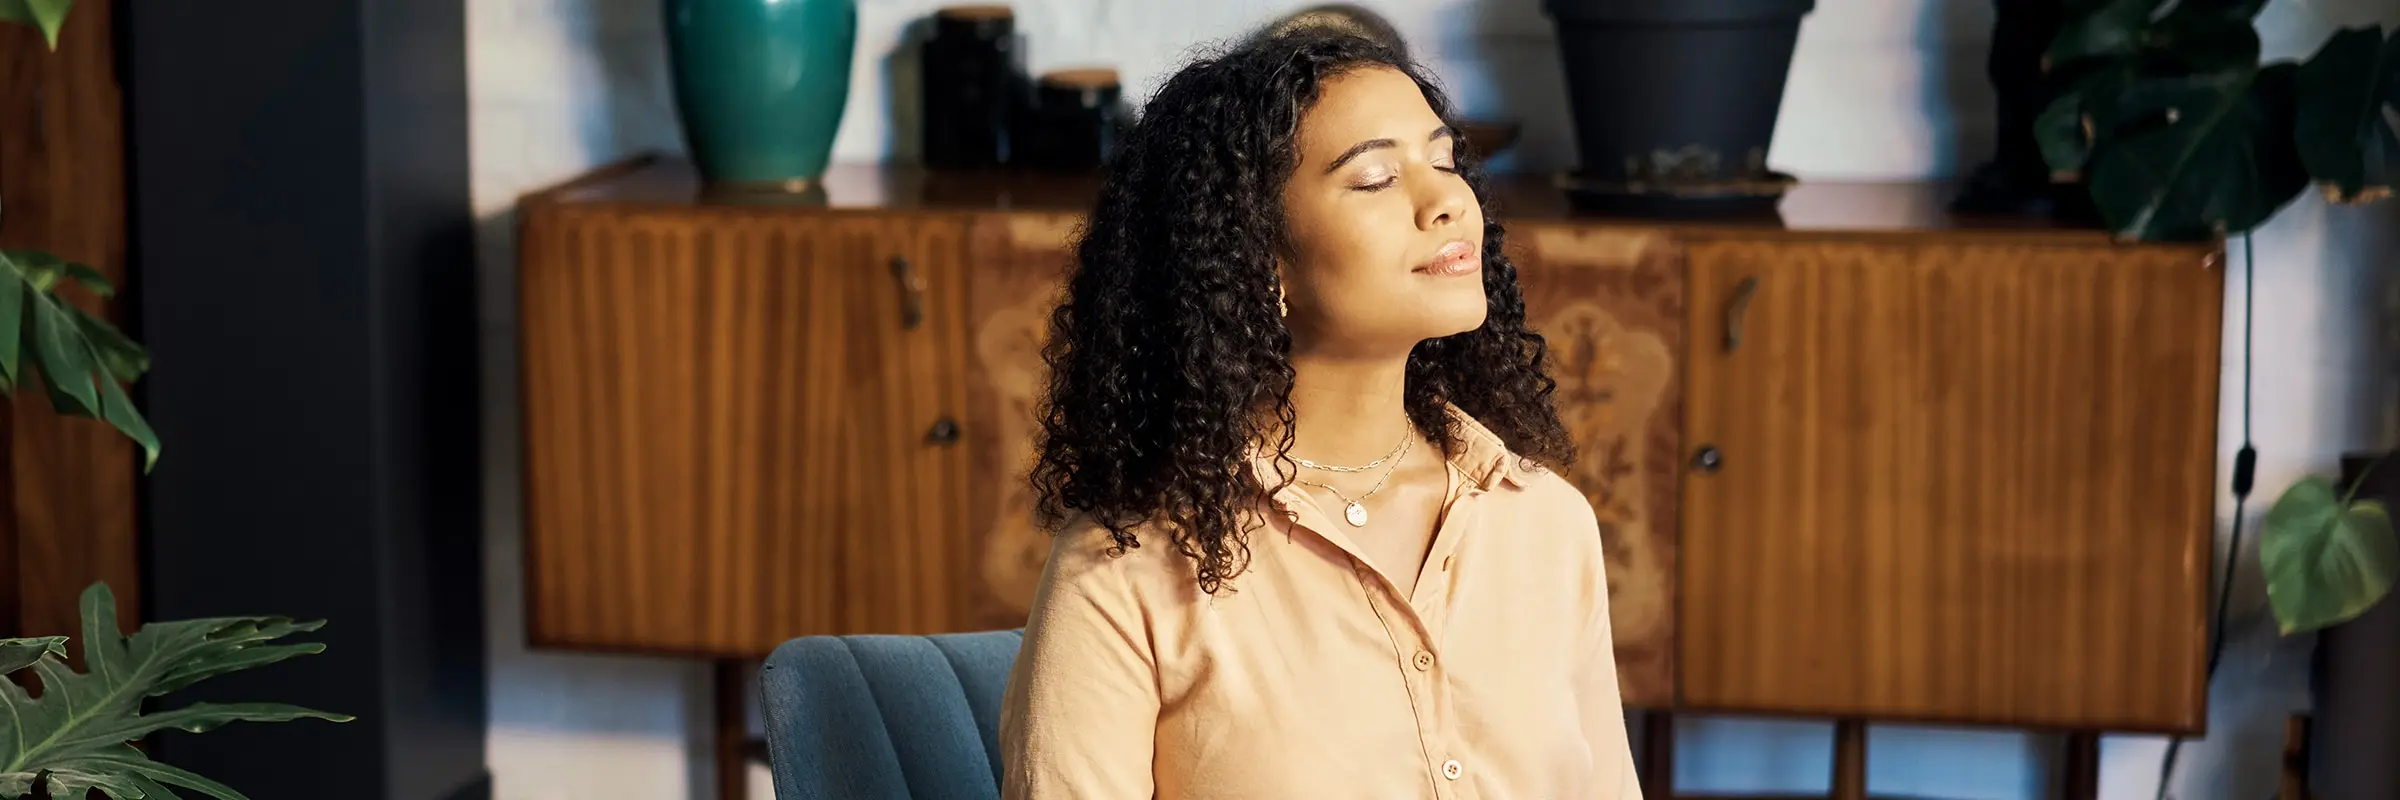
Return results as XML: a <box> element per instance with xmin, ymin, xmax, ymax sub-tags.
<box><xmin>880</xmin><ymin>16</ymin><xmax>933</xmax><ymax>164</ymax></box>
<box><xmin>1916</xmin><ymin>0</ymin><xmax>1996</xmax><ymax>179</ymax></box>
<box><xmin>568</xmin><ymin>0</ymin><xmax>682</xmax><ymax>159</ymax></box>
<box><xmin>473</xmin><ymin>1</ymin><xmax>710</xmax><ymax>799</ymax></box>
<box><xmin>1457</xmin><ymin>0</ymin><xmax>1571</xmax><ymax>174</ymax></box>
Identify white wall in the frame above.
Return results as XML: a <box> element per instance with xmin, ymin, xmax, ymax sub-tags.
<box><xmin>468</xmin><ymin>1</ymin><xmax>2400</xmax><ymax>798</ymax></box>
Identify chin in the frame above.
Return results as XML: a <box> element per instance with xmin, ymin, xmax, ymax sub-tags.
<box><xmin>1421</xmin><ymin>296</ymin><xmax>1489</xmax><ymax>339</ymax></box>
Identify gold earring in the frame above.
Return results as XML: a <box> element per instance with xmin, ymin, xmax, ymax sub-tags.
<box><xmin>1278</xmin><ymin>290</ymin><xmax>1288</xmax><ymax>318</ymax></box>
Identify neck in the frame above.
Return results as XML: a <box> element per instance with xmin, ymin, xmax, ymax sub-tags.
<box><xmin>1279</xmin><ymin>351</ymin><xmax>1416</xmax><ymax>466</ymax></box>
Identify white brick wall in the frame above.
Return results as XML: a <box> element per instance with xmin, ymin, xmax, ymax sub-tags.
<box><xmin>469</xmin><ymin>1</ymin><xmax>2400</xmax><ymax>798</ymax></box>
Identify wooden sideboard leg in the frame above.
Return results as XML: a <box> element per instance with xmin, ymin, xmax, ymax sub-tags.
<box><xmin>2058</xmin><ymin>731</ymin><xmax>2100</xmax><ymax>800</ymax></box>
<box><xmin>2280</xmin><ymin>715</ymin><xmax>2311</xmax><ymax>800</ymax></box>
<box><xmin>717</xmin><ymin>660</ymin><xmax>750</xmax><ymax>800</ymax></box>
<box><xmin>1639</xmin><ymin>710</ymin><xmax>1676</xmax><ymax>800</ymax></box>
<box><xmin>1831</xmin><ymin>719</ymin><xmax>1868</xmax><ymax>800</ymax></box>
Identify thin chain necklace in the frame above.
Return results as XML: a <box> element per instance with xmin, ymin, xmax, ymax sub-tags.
<box><xmin>1297</xmin><ymin>436</ymin><xmax>1413</xmax><ymax>527</ymax></box>
<box><xmin>1295</xmin><ymin>433</ymin><xmax>1410</xmax><ymax>473</ymax></box>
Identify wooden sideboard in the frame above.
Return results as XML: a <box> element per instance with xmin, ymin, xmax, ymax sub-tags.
<box><xmin>517</xmin><ymin>157</ymin><xmax>2222</xmax><ymax>736</ymax></box>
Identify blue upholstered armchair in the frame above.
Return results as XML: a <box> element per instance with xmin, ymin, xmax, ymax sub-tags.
<box><xmin>760</xmin><ymin>630</ymin><xmax>1026</xmax><ymax>800</ymax></box>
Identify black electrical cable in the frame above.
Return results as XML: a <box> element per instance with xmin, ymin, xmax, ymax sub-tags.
<box><xmin>2155</xmin><ymin>233</ymin><xmax>2257</xmax><ymax>800</ymax></box>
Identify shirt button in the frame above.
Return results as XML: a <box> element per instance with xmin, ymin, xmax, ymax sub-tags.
<box><xmin>1442</xmin><ymin>759</ymin><xmax>1463</xmax><ymax>780</ymax></box>
<box><xmin>1412</xmin><ymin>650</ymin><xmax>1434</xmax><ymax>671</ymax></box>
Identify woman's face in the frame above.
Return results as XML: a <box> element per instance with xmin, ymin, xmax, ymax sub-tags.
<box><xmin>1278</xmin><ymin>65</ymin><xmax>1487</xmax><ymax>358</ymax></box>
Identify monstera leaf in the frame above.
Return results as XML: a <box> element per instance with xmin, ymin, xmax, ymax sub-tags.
<box><xmin>2261</xmin><ymin>474</ymin><xmax>2400</xmax><ymax>635</ymax></box>
<box><xmin>2040</xmin><ymin>5</ymin><xmax>2263</xmax><ymax>156</ymax></box>
<box><xmin>2043</xmin><ymin>1</ymin><xmax>2394</xmax><ymax>240</ymax></box>
<box><xmin>0</xmin><ymin>583</ymin><xmax>350</xmax><ymax>799</ymax></box>
<box><xmin>2036</xmin><ymin>65</ymin><xmax>2132</xmax><ymax>178</ymax></box>
<box><xmin>0</xmin><ymin>0</ymin><xmax>69</xmax><ymax>49</ymax></box>
<box><xmin>2294</xmin><ymin>26</ymin><xmax>2400</xmax><ymax>204</ymax></box>
<box><xmin>2040</xmin><ymin>0</ymin><xmax>2309</xmax><ymax>239</ymax></box>
<box><xmin>2046</xmin><ymin>0</ymin><xmax>2265</xmax><ymax>69</ymax></box>
<box><xmin>2080</xmin><ymin>63</ymin><xmax>2309</xmax><ymax>241</ymax></box>
<box><xmin>0</xmin><ymin>248</ymin><xmax>158</xmax><ymax>470</ymax></box>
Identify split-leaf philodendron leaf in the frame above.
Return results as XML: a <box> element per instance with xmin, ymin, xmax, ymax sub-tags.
<box><xmin>0</xmin><ymin>583</ymin><xmax>350</xmax><ymax>799</ymax></box>
<box><xmin>2294</xmin><ymin>26</ymin><xmax>2400</xmax><ymax>204</ymax></box>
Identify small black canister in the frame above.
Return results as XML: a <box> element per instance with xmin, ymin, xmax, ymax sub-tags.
<box><xmin>920</xmin><ymin>5</ymin><xmax>1024</xmax><ymax>169</ymax></box>
<box><xmin>1019</xmin><ymin>68</ymin><xmax>1131</xmax><ymax>173</ymax></box>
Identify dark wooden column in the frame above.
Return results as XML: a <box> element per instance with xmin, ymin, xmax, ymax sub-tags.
<box><xmin>0</xmin><ymin>0</ymin><xmax>140</xmax><ymax>642</ymax></box>
<box><xmin>123</xmin><ymin>0</ymin><xmax>487</xmax><ymax>798</ymax></box>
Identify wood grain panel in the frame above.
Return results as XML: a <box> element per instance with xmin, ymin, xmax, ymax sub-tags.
<box><xmin>848</xmin><ymin>216</ymin><xmax>974</xmax><ymax>638</ymax></box>
<box><xmin>962</xmin><ymin>213</ymin><xmax>1078</xmax><ymax>630</ymax></box>
<box><xmin>1513</xmin><ymin>224</ymin><xmax>1683</xmax><ymax>709</ymax></box>
<box><xmin>518</xmin><ymin>206</ymin><xmax>975</xmax><ymax>657</ymax></box>
<box><xmin>0</xmin><ymin>2</ymin><xmax>138</xmax><ymax>639</ymax></box>
<box><xmin>1678</xmin><ymin>237</ymin><xmax>2221</xmax><ymax>732</ymax></box>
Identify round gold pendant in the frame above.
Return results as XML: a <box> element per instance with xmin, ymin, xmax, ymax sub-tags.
<box><xmin>1344</xmin><ymin>501</ymin><xmax>1368</xmax><ymax>527</ymax></box>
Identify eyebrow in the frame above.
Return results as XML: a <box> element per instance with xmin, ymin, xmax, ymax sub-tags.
<box><xmin>1323</xmin><ymin>125</ymin><xmax>1456</xmax><ymax>174</ymax></box>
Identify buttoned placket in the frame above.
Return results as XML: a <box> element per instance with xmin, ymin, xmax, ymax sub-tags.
<box><xmin>1267</xmin><ymin>465</ymin><xmax>1491</xmax><ymax>800</ymax></box>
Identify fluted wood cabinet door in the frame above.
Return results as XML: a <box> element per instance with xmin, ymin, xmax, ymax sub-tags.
<box><xmin>518</xmin><ymin>208</ymin><xmax>974</xmax><ymax>657</ymax></box>
<box><xmin>1511</xmin><ymin>224</ymin><xmax>1684</xmax><ymax>709</ymax></box>
<box><xmin>1677</xmin><ymin>235</ymin><xmax>2221</xmax><ymax>732</ymax></box>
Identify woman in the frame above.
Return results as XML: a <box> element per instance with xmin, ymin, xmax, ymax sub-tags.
<box><xmin>1000</xmin><ymin>30</ymin><xmax>1641</xmax><ymax>800</ymax></box>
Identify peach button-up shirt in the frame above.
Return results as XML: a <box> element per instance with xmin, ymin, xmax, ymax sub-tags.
<box><xmin>1000</xmin><ymin>410</ymin><xmax>1643</xmax><ymax>799</ymax></box>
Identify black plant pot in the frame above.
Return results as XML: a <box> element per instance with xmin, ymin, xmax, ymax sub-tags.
<box><xmin>1542</xmin><ymin>0</ymin><xmax>1814</xmax><ymax>215</ymax></box>
<box><xmin>1949</xmin><ymin>0</ymin><xmax>2099</xmax><ymax>221</ymax></box>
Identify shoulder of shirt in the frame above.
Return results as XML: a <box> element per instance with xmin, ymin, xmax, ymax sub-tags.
<box><xmin>1492</xmin><ymin>464</ymin><xmax>1606</xmax><ymax>548</ymax></box>
<box><xmin>1503</xmin><ymin>461</ymin><xmax>1596</xmax><ymax>514</ymax></box>
<box><xmin>1040</xmin><ymin>513</ymin><xmax>1198</xmax><ymax>599</ymax></box>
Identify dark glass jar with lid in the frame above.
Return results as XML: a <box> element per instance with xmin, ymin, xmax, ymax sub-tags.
<box><xmin>920</xmin><ymin>5</ymin><xmax>1025</xmax><ymax>169</ymax></box>
<box><xmin>1017</xmin><ymin>68</ymin><xmax>1132</xmax><ymax>173</ymax></box>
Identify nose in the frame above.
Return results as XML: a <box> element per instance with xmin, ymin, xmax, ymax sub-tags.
<box><xmin>1412</xmin><ymin>165</ymin><xmax>1470</xmax><ymax>231</ymax></box>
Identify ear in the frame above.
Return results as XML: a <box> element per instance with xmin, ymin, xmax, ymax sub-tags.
<box><xmin>1272</xmin><ymin>261</ymin><xmax>1290</xmax><ymax>318</ymax></box>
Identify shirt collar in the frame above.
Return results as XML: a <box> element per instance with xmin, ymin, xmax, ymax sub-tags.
<box><xmin>1445</xmin><ymin>404</ymin><xmax>1539</xmax><ymax>491</ymax></box>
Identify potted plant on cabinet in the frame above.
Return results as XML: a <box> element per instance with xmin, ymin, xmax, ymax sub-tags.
<box><xmin>1538</xmin><ymin>0</ymin><xmax>1816</xmax><ymax>214</ymax></box>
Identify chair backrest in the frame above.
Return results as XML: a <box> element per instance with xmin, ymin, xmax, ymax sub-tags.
<box><xmin>760</xmin><ymin>629</ymin><xmax>1025</xmax><ymax>800</ymax></box>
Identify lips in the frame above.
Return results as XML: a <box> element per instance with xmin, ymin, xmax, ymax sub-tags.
<box><xmin>1416</xmin><ymin>240</ymin><xmax>1481</xmax><ymax>277</ymax></box>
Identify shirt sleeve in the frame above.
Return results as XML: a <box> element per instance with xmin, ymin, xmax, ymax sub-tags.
<box><xmin>1576</xmin><ymin>523</ymin><xmax>1645</xmax><ymax>800</ymax></box>
<box><xmin>1000</xmin><ymin>561</ymin><xmax>1161</xmax><ymax>799</ymax></box>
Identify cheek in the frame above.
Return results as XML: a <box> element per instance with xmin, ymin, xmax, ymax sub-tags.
<box><xmin>1288</xmin><ymin>203</ymin><xmax>1411</xmax><ymax>302</ymax></box>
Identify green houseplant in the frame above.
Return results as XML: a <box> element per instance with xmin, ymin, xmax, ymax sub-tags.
<box><xmin>0</xmin><ymin>584</ymin><xmax>347</xmax><ymax>799</ymax></box>
<box><xmin>2037</xmin><ymin>0</ymin><xmax>2400</xmax><ymax>635</ymax></box>
<box><xmin>0</xmin><ymin>3</ymin><xmax>348</xmax><ymax>797</ymax></box>
<box><xmin>2037</xmin><ymin>3</ymin><xmax>2396</xmax><ymax>793</ymax></box>
<box><xmin>0</xmin><ymin>0</ymin><xmax>156</xmax><ymax>471</ymax></box>
<box><xmin>2037</xmin><ymin>0</ymin><xmax>2394</xmax><ymax>242</ymax></box>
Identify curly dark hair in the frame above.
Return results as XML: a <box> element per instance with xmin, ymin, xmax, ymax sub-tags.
<box><xmin>1028</xmin><ymin>30</ymin><xmax>1575</xmax><ymax>593</ymax></box>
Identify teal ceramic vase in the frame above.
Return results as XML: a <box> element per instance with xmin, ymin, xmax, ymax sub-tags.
<box><xmin>665</xmin><ymin>0</ymin><xmax>857</xmax><ymax>190</ymax></box>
